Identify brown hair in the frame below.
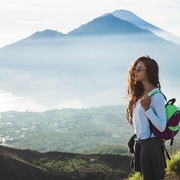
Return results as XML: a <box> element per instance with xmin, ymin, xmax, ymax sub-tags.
<box><xmin>126</xmin><ymin>55</ymin><xmax>161</xmax><ymax>125</ymax></box>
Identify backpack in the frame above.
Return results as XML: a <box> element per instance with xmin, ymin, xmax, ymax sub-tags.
<box><xmin>148</xmin><ymin>89</ymin><xmax>180</xmax><ymax>141</ymax></box>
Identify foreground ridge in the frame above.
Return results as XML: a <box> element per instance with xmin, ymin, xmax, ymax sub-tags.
<box><xmin>0</xmin><ymin>146</ymin><xmax>131</xmax><ymax>180</ymax></box>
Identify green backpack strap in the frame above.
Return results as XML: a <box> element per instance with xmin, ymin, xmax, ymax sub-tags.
<box><xmin>147</xmin><ymin>89</ymin><xmax>160</xmax><ymax>97</ymax></box>
<box><xmin>168</xmin><ymin>125</ymin><xmax>180</xmax><ymax>131</ymax></box>
<box><xmin>147</xmin><ymin>89</ymin><xmax>166</xmax><ymax>100</ymax></box>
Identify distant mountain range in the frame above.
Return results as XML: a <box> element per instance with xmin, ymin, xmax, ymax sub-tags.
<box><xmin>4</xmin><ymin>9</ymin><xmax>178</xmax><ymax>44</ymax></box>
<box><xmin>0</xmin><ymin>9</ymin><xmax>179</xmax><ymax>111</ymax></box>
<box><xmin>1</xmin><ymin>10</ymin><xmax>176</xmax><ymax>45</ymax></box>
<box><xmin>5</xmin><ymin>9</ymin><xmax>178</xmax><ymax>43</ymax></box>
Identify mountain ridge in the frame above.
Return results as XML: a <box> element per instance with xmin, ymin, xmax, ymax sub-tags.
<box><xmin>112</xmin><ymin>9</ymin><xmax>180</xmax><ymax>44</ymax></box>
<box><xmin>0</xmin><ymin>144</ymin><xmax>179</xmax><ymax>180</ymax></box>
<box><xmin>67</xmin><ymin>13</ymin><xmax>152</xmax><ymax>36</ymax></box>
<box><xmin>1</xmin><ymin>9</ymin><xmax>174</xmax><ymax>48</ymax></box>
<box><xmin>29</xmin><ymin>29</ymin><xmax>65</xmax><ymax>39</ymax></box>
<box><xmin>0</xmin><ymin>145</ymin><xmax>131</xmax><ymax>180</ymax></box>
<box><xmin>112</xmin><ymin>9</ymin><xmax>161</xmax><ymax>31</ymax></box>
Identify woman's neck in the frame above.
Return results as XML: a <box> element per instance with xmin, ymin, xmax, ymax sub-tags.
<box><xmin>142</xmin><ymin>82</ymin><xmax>156</xmax><ymax>93</ymax></box>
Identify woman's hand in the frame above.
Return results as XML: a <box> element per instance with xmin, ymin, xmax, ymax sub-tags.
<box><xmin>140</xmin><ymin>95</ymin><xmax>151</xmax><ymax>111</ymax></box>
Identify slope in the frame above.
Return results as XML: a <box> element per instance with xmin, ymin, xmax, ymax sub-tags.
<box><xmin>112</xmin><ymin>9</ymin><xmax>180</xmax><ymax>44</ymax></box>
<box><xmin>67</xmin><ymin>14</ymin><xmax>152</xmax><ymax>36</ymax></box>
<box><xmin>0</xmin><ymin>145</ymin><xmax>131</xmax><ymax>180</ymax></box>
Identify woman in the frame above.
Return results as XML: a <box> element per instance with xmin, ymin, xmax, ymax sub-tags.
<box><xmin>126</xmin><ymin>55</ymin><xmax>167</xmax><ymax>180</ymax></box>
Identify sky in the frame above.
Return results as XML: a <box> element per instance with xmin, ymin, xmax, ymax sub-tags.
<box><xmin>1</xmin><ymin>0</ymin><xmax>180</xmax><ymax>48</ymax></box>
<box><xmin>0</xmin><ymin>0</ymin><xmax>180</xmax><ymax>111</ymax></box>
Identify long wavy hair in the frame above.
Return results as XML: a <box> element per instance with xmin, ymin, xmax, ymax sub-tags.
<box><xmin>126</xmin><ymin>55</ymin><xmax>161</xmax><ymax>125</ymax></box>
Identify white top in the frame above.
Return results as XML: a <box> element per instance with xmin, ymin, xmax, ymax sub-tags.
<box><xmin>133</xmin><ymin>88</ymin><xmax>166</xmax><ymax>140</ymax></box>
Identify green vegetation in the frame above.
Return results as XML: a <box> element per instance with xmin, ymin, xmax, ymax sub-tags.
<box><xmin>128</xmin><ymin>172</ymin><xmax>141</xmax><ymax>180</ymax></box>
<box><xmin>127</xmin><ymin>150</ymin><xmax>180</xmax><ymax>180</ymax></box>
<box><xmin>1</xmin><ymin>143</ymin><xmax>180</xmax><ymax>179</ymax></box>
<box><xmin>0</xmin><ymin>105</ymin><xmax>179</xmax><ymax>153</ymax></box>
<box><xmin>0</xmin><ymin>105</ymin><xmax>179</xmax><ymax>179</ymax></box>
<box><xmin>83</xmin><ymin>144</ymin><xmax>128</xmax><ymax>154</ymax></box>
<box><xmin>0</xmin><ymin>145</ymin><xmax>131</xmax><ymax>179</ymax></box>
<box><xmin>0</xmin><ymin>105</ymin><xmax>133</xmax><ymax>152</ymax></box>
<box><xmin>166</xmin><ymin>150</ymin><xmax>180</xmax><ymax>175</ymax></box>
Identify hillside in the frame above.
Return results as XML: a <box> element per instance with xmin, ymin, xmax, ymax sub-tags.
<box><xmin>0</xmin><ymin>145</ymin><xmax>131</xmax><ymax>180</ymax></box>
<box><xmin>0</xmin><ymin>145</ymin><xmax>180</xmax><ymax>180</ymax></box>
<box><xmin>0</xmin><ymin>153</ymin><xmax>61</xmax><ymax>180</ymax></box>
<box><xmin>0</xmin><ymin>105</ymin><xmax>131</xmax><ymax>152</ymax></box>
<box><xmin>0</xmin><ymin>105</ymin><xmax>180</xmax><ymax>153</ymax></box>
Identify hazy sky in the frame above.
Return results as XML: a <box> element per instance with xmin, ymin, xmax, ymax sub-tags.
<box><xmin>0</xmin><ymin>0</ymin><xmax>180</xmax><ymax>111</ymax></box>
<box><xmin>1</xmin><ymin>0</ymin><xmax>180</xmax><ymax>47</ymax></box>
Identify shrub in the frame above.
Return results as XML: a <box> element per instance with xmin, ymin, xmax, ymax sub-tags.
<box><xmin>128</xmin><ymin>172</ymin><xmax>141</xmax><ymax>180</ymax></box>
<box><xmin>166</xmin><ymin>151</ymin><xmax>180</xmax><ymax>174</ymax></box>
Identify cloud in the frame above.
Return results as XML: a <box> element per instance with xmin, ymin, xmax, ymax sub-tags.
<box><xmin>0</xmin><ymin>90</ymin><xmax>50</xmax><ymax>112</ymax></box>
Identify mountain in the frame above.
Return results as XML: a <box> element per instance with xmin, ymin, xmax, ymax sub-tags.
<box><xmin>112</xmin><ymin>9</ymin><xmax>180</xmax><ymax>44</ymax></box>
<box><xmin>0</xmin><ymin>10</ymin><xmax>180</xmax><ymax>111</ymax></box>
<box><xmin>112</xmin><ymin>9</ymin><xmax>161</xmax><ymax>31</ymax></box>
<box><xmin>67</xmin><ymin>14</ymin><xmax>152</xmax><ymax>36</ymax></box>
<box><xmin>29</xmin><ymin>29</ymin><xmax>64</xmax><ymax>39</ymax></box>
<box><xmin>2</xmin><ymin>29</ymin><xmax>64</xmax><ymax>48</ymax></box>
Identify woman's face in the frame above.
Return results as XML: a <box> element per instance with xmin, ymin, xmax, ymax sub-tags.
<box><xmin>133</xmin><ymin>61</ymin><xmax>148</xmax><ymax>82</ymax></box>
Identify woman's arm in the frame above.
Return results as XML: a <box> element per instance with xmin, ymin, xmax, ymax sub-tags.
<box><xmin>145</xmin><ymin>93</ymin><xmax>166</xmax><ymax>132</ymax></box>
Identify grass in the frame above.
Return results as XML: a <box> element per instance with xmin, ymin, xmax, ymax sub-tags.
<box><xmin>166</xmin><ymin>150</ymin><xmax>180</xmax><ymax>174</ymax></box>
<box><xmin>127</xmin><ymin>150</ymin><xmax>180</xmax><ymax>180</ymax></box>
<box><xmin>127</xmin><ymin>172</ymin><xmax>141</xmax><ymax>180</ymax></box>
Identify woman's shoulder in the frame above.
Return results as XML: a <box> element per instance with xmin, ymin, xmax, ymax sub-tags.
<box><xmin>147</xmin><ymin>88</ymin><xmax>165</xmax><ymax>101</ymax></box>
<box><xmin>151</xmin><ymin>89</ymin><xmax>166</xmax><ymax>103</ymax></box>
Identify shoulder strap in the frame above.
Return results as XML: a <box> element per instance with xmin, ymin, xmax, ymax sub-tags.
<box><xmin>147</xmin><ymin>89</ymin><xmax>167</xmax><ymax>101</ymax></box>
<box><xmin>147</xmin><ymin>89</ymin><xmax>160</xmax><ymax>97</ymax></box>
